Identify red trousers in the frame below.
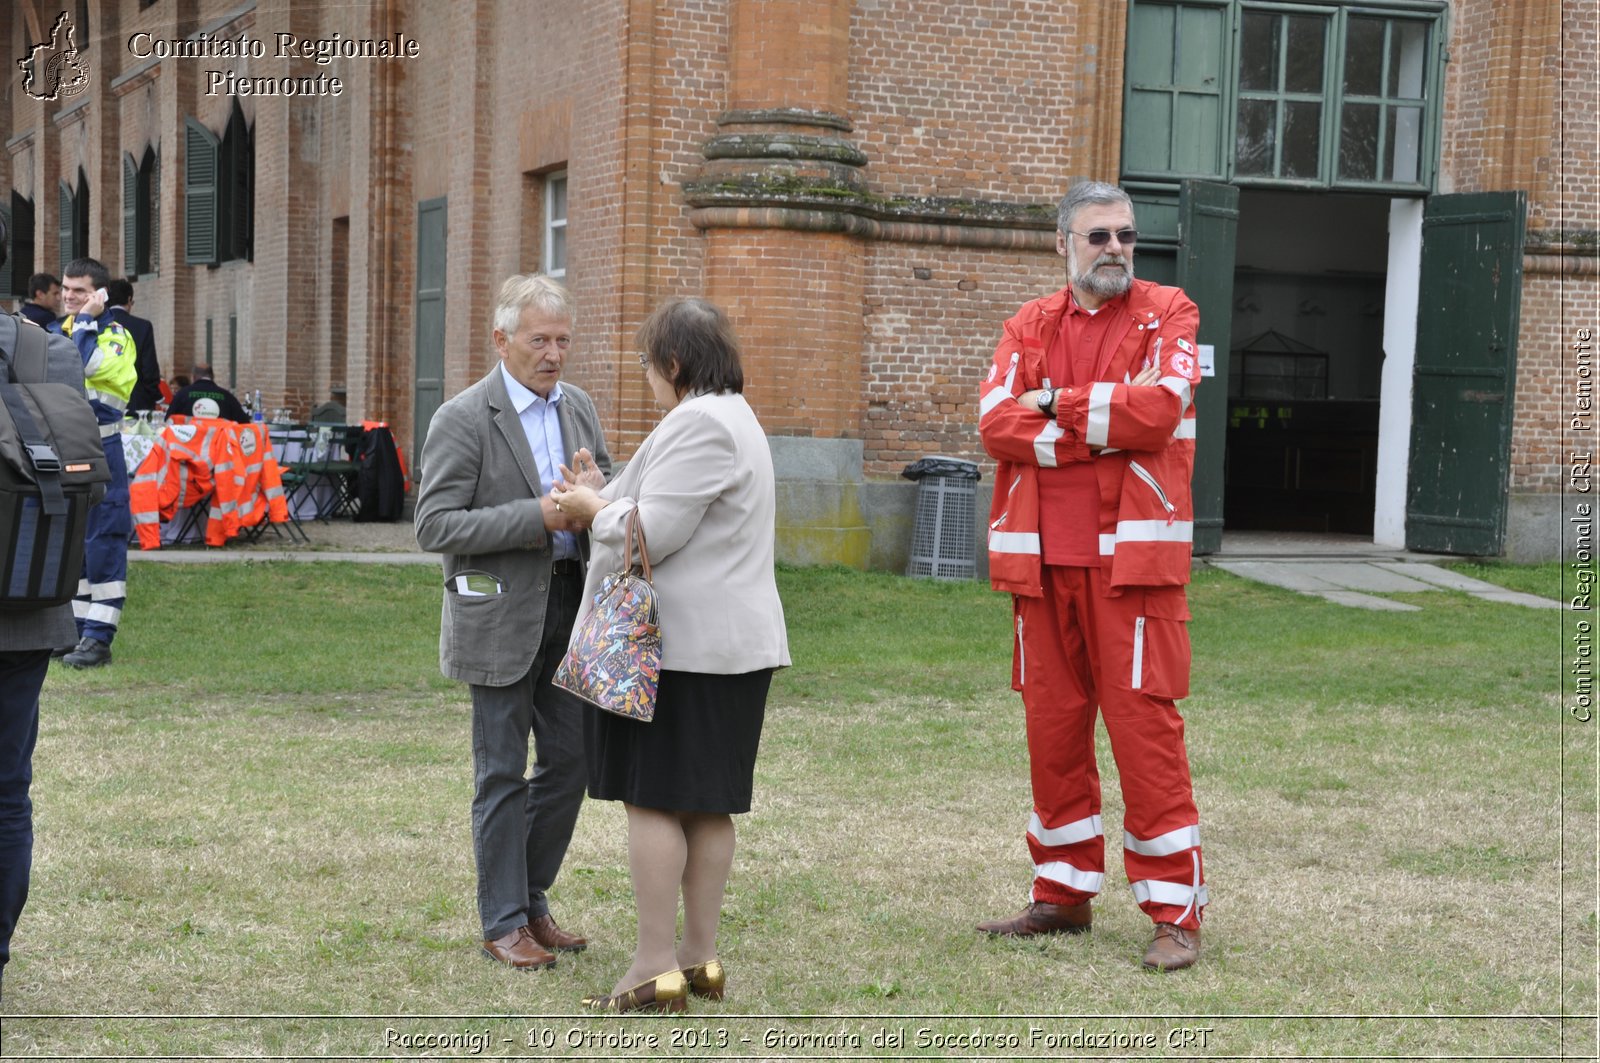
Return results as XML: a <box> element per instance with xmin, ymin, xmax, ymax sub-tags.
<box><xmin>1013</xmin><ymin>566</ymin><xmax>1206</xmax><ymax>929</ymax></box>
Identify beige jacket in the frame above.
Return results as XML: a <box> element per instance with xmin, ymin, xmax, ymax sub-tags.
<box><xmin>580</xmin><ymin>391</ymin><xmax>790</xmax><ymax>675</ymax></box>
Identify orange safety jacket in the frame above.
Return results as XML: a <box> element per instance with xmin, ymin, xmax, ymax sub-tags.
<box><xmin>130</xmin><ymin>424</ymin><xmax>214</xmax><ymax>549</ymax></box>
<box><xmin>978</xmin><ymin>280</ymin><xmax>1202</xmax><ymax>597</ymax></box>
<box><xmin>231</xmin><ymin>422</ymin><xmax>290</xmax><ymax>531</ymax></box>
<box><xmin>128</xmin><ymin>419</ymin><xmax>243</xmax><ymax>548</ymax></box>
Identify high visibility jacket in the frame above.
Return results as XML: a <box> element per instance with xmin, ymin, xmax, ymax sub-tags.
<box><xmin>128</xmin><ymin>420</ymin><xmax>240</xmax><ymax>548</ymax></box>
<box><xmin>978</xmin><ymin>280</ymin><xmax>1202</xmax><ymax>596</ymax></box>
<box><xmin>231</xmin><ymin>422</ymin><xmax>289</xmax><ymax>529</ymax></box>
<box><xmin>56</xmin><ymin>313</ymin><xmax>138</xmax><ymax>436</ymax></box>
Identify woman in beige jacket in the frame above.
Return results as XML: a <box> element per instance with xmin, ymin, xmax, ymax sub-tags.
<box><xmin>552</xmin><ymin>297</ymin><xmax>789</xmax><ymax>1013</ymax></box>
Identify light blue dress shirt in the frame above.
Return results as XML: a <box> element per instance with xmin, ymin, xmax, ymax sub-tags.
<box><xmin>499</xmin><ymin>362</ymin><xmax>578</xmax><ymax>560</ymax></box>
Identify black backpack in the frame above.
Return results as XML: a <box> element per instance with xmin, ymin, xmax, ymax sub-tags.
<box><xmin>0</xmin><ymin>314</ymin><xmax>110</xmax><ymax>608</ymax></box>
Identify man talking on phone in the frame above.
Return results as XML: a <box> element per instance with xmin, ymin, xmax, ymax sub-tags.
<box><xmin>50</xmin><ymin>258</ymin><xmax>138</xmax><ymax>669</ymax></box>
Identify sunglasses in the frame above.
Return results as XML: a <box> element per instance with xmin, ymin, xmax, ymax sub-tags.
<box><xmin>1069</xmin><ymin>228</ymin><xmax>1139</xmax><ymax>247</ymax></box>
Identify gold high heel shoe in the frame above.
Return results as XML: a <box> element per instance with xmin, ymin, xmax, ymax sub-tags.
<box><xmin>681</xmin><ymin>959</ymin><xmax>726</xmax><ymax>1001</ymax></box>
<box><xmin>581</xmin><ymin>970</ymin><xmax>689</xmax><ymax>1013</ymax></box>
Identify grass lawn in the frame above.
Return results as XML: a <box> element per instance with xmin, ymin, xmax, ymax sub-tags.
<box><xmin>0</xmin><ymin>559</ymin><xmax>1589</xmax><ymax>1060</ymax></box>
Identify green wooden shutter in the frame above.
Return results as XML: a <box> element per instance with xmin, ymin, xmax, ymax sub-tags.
<box><xmin>58</xmin><ymin>180</ymin><xmax>73</xmax><ymax>275</ymax></box>
<box><xmin>1405</xmin><ymin>191</ymin><xmax>1526</xmax><ymax>555</ymax></box>
<box><xmin>1175</xmin><ymin>180</ymin><xmax>1239</xmax><ymax>555</ymax></box>
<box><xmin>148</xmin><ymin>149</ymin><xmax>160</xmax><ymax>274</ymax></box>
<box><xmin>1124</xmin><ymin>1</ymin><xmax>1230</xmax><ymax>179</ymax></box>
<box><xmin>123</xmin><ymin>154</ymin><xmax>138</xmax><ymax>276</ymax></box>
<box><xmin>185</xmin><ymin>117</ymin><xmax>220</xmax><ymax>265</ymax></box>
<box><xmin>413</xmin><ymin>197</ymin><xmax>449</xmax><ymax>472</ymax></box>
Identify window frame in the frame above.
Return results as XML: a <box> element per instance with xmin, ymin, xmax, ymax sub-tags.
<box><xmin>1122</xmin><ymin>0</ymin><xmax>1446</xmax><ymax>194</ymax></box>
<box><xmin>543</xmin><ymin>170</ymin><xmax>568</xmax><ymax>281</ymax></box>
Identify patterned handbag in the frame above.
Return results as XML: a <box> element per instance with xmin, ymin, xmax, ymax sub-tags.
<box><xmin>553</xmin><ymin>508</ymin><xmax>661</xmax><ymax>721</ymax></box>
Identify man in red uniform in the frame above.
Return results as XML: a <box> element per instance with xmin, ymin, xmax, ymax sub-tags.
<box><xmin>976</xmin><ymin>181</ymin><xmax>1207</xmax><ymax>971</ymax></box>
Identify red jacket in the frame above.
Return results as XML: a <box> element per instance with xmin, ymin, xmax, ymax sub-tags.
<box><xmin>978</xmin><ymin>280</ymin><xmax>1202</xmax><ymax>596</ymax></box>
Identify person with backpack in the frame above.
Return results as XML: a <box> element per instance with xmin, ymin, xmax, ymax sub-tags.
<box><xmin>49</xmin><ymin>258</ymin><xmax>138</xmax><ymax>668</ymax></box>
<box><xmin>0</xmin><ymin>217</ymin><xmax>94</xmax><ymax>1002</ymax></box>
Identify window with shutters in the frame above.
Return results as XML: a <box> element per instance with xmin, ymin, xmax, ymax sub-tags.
<box><xmin>184</xmin><ymin>104</ymin><xmax>252</xmax><ymax>266</ymax></box>
<box><xmin>123</xmin><ymin>146</ymin><xmax>158</xmax><ymax>278</ymax></box>
<box><xmin>1123</xmin><ymin>0</ymin><xmax>1443</xmax><ymax>192</ymax></box>
<box><xmin>5</xmin><ymin>194</ymin><xmax>35</xmax><ymax>298</ymax></box>
<box><xmin>58</xmin><ymin>169</ymin><xmax>89</xmax><ymax>274</ymax></box>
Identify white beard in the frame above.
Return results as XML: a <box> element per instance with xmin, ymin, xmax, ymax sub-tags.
<box><xmin>1071</xmin><ymin>253</ymin><xmax>1134</xmax><ymax>300</ymax></box>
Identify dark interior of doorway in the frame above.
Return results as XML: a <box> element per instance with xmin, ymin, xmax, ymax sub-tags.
<box><xmin>1224</xmin><ymin>189</ymin><xmax>1389</xmax><ymax>534</ymax></box>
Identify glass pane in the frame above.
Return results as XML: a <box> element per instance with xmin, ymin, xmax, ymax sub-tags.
<box><xmin>1284</xmin><ymin>16</ymin><xmax>1326</xmax><ymax>94</ymax></box>
<box><xmin>1239</xmin><ymin>11</ymin><xmax>1280</xmax><ymax>92</ymax></box>
<box><xmin>1236</xmin><ymin>98</ymin><xmax>1277</xmax><ymax>176</ymax></box>
<box><xmin>1388</xmin><ymin>20</ymin><xmax>1428</xmax><ymax>98</ymax></box>
<box><xmin>1388</xmin><ymin>105</ymin><xmax>1423</xmax><ymax>183</ymax></box>
<box><xmin>548</xmin><ymin>224</ymin><xmax>566</xmax><ymax>274</ymax></box>
<box><xmin>549</xmin><ymin>175</ymin><xmax>567</xmax><ymax>221</ymax></box>
<box><xmin>1282</xmin><ymin>101</ymin><xmax>1321</xmax><ymax>179</ymax></box>
<box><xmin>1344</xmin><ymin>17</ymin><xmax>1385</xmax><ymax>97</ymax></box>
<box><xmin>1339</xmin><ymin>102</ymin><xmax>1380</xmax><ymax>180</ymax></box>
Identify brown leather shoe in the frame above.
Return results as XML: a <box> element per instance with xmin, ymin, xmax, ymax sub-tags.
<box><xmin>1142</xmin><ymin>923</ymin><xmax>1200</xmax><ymax>971</ymax></box>
<box><xmin>481</xmin><ymin>926</ymin><xmax>557</xmax><ymax>970</ymax></box>
<box><xmin>527</xmin><ymin>913</ymin><xmax>587</xmax><ymax>953</ymax></box>
<box><xmin>977</xmin><ymin>901</ymin><xmax>1092</xmax><ymax>937</ymax></box>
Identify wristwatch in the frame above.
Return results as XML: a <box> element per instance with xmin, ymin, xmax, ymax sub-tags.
<box><xmin>1036</xmin><ymin>388</ymin><xmax>1057</xmax><ymax>418</ymax></box>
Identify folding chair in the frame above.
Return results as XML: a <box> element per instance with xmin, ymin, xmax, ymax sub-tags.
<box><xmin>300</xmin><ymin>424</ymin><xmax>364</xmax><ymax>520</ymax></box>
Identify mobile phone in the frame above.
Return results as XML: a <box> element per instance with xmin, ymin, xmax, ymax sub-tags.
<box><xmin>94</xmin><ymin>287</ymin><xmax>108</xmax><ymax>304</ymax></box>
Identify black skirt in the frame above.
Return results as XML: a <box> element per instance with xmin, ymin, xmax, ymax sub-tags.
<box><xmin>585</xmin><ymin>668</ymin><xmax>771</xmax><ymax>814</ymax></box>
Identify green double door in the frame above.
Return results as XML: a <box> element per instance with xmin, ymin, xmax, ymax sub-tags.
<box><xmin>1142</xmin><ymin>183</ymin><xmax>1523</xmax><ymax>556</ymax></box>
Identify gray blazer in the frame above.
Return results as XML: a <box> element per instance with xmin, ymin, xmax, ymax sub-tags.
<box><xmin>0</xmin><ymin>315</ymin><xmax>86</xmax><ymax>651</ymax></box>
<box><xmin>581</xmin><ymin>391</ymin><xmax>789</xmax><ymax>675</ymax></box>
<box><xmin>415</xmin><ymin>366</ymin><xmax>611</xmax><ymax>686</ymax></box>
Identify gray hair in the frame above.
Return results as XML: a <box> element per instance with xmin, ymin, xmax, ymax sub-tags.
<box><xmin>1056</xmin><ymin>181</ymin><xmax>1135</xmax><ymax>234</ymax></box>
<box><xmin>492</xmin><ymin>274</ymin><xmax>574</xmax><ymax>335</ymax></box>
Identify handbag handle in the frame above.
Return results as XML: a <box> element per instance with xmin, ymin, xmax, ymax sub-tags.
<box><xmin>624</xmin><ymin>507</ymin><xmax>652</xmax><ymax>582</ymax></box>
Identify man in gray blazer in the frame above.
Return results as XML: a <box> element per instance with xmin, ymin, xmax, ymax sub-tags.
<box><xmin>415</xmin><ymin>275</ymin><xmax>612</xmax><ymax>971</ymax></box>
<box><xmin>0</xmin><ymin>220</ymin><xmax>90</xmax><ymax>1002</ymax></box>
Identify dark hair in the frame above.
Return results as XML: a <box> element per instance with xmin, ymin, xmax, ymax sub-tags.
<box><xmin>28</xmin><ymin>273</ymin><xmax>60</xmax><ymax>297</ymax></box>
<box><xmin>636</xmin><ymin>297</ymin><xmax>744</xmax><ymax>398</ymax></box>
<box><xmin>63</xmin><ymin>257</ymin><xmax>110</xmax><ymax>289</ymax></box>
<box><xmin>106</xmin><ymin>278</ymin><xmax>134</xmax><ymax>306</ymax></box>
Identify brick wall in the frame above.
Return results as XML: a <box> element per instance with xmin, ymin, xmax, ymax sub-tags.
<box><xmin>862</xmin><ymin>244</ymin><xmax>1061</xmax><ymax>478</ymax></box>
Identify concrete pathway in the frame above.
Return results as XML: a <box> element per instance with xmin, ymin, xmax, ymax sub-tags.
<box><xmin>1205</xmin><ymin>531</ymin><xmax>1558</xmax><ymax>611</ymax></box>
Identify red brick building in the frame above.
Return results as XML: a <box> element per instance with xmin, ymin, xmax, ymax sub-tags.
<box><xmin>4</xmin><ymin>0</ymin><xmax>1592</xmax><ymax>562</ymax></box>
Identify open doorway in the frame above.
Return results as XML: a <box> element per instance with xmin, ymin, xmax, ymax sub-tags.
<box><xmin>1224</xmin><ymin>190</ymin><xmax>1390</xmax><ymax>535</ymax></box>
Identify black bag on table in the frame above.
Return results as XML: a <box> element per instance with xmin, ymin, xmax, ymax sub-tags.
<box><xmin>0</xmin><ymin>314</ymin><xmax>110</xmax><ymax>608</ymax></box>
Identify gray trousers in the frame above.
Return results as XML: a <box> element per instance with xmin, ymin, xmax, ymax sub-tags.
<box><xmin>468</xmin><ymin>567</ymin><xmax>585</xmax><ymax>941</ymax></box>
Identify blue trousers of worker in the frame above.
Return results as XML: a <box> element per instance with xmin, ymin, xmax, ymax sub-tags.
<box><xmin>75</xmin><ymin>439</ymin><xmax>130</xmax><ymax>646</ymax></box>
<box><xmin>0</xmin><ymin>649</ymin><xmax>48</xmax><ymax>987</ymax></box>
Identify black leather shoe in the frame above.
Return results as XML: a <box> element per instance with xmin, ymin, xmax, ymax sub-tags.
<box><xmin>62</xmin><ymin>637</ymin><xmax>112</xmax><ymax>669</ymax></box>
